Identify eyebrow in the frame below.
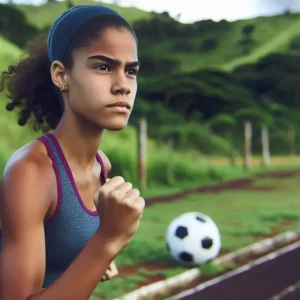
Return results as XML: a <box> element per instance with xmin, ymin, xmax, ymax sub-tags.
<box><xmin>87</xmin><ymin>55</ymin><xmax>140</xmax><ymax>68</ymax></box>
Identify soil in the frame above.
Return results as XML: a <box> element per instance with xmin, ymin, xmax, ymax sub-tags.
<box><xmin>145</xmin><ymin>170</ymin><xmax>300</xmax><ymax>207</ymax></box>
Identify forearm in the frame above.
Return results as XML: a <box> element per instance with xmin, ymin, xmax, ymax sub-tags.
<box><xmin>29</xmin><ymin>232</ymin><xmax>119</xmax><ymax>300</ymax></box>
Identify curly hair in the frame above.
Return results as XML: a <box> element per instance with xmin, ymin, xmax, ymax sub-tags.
<box><xmin>0</xmin><ymin>15</ymin><xmax>137</xmax><ymax>132</ymax></box>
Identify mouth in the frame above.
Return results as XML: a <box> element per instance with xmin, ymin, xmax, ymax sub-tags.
<box><xmin>106</xmin><ymin>102</ymin><xmax>131</xmax><ymax>110</ymax></box>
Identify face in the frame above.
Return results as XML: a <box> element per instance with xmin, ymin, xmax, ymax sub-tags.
<box><xmin>60</xmin><ymin>28</ymin><xmax>138</xmax><ymax>131</ymax></box>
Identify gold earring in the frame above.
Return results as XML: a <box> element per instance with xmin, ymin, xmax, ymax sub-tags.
<box><xmin>60</xmin><ymin>85</ymin><xmax>68</xmax><ymax>92</ymax></box>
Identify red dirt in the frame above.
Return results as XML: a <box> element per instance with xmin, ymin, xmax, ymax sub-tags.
<box><xmin>137</xmin><ymin>274</ymin><xmax>166</xmax><ymax>287</ymax></box>
<box><xmin>119</xmin><ymin>262</ymin><xmax>172</xmax><ymax>277</ymax></box>
<box><xmin>145</xmin><ymin>170</ymin><xmax>300</xmax><ymax>207</ymax></box>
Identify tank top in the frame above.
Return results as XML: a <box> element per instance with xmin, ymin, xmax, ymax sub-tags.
<box><xmin>0</xmin><ymin>133</ymin><xmax>107</xmax><ymax>288</ymax></box>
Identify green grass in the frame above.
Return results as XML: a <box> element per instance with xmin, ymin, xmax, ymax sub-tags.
<box><xmin>18</xmin><ymin>0</ymin><xmax>153</xmax><ymax>30</ymax></box>
<box><xmin>0</xmin><ymin>36</ymin><xmax>23</xmax><ymax>72</ymax></box>
<box><xmin>147</xmin><ymin>13</ymin><xmax>300</xmax><ymax>73</ymax></box>
<box><xmin>92</xmin><ymin>168</ymin><xmax>300</xmax><ymax>299</ymax></box>
<box><xmin>222</xmin><ymin>16</ymin><xmax>300</xmax><ymax>71</ymax></box>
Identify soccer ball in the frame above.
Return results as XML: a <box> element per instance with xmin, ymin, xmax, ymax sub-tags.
<box><xmin>166</xmin><ymin>212</ymin><xmax>221</xmax><ymax>267</ymax></box>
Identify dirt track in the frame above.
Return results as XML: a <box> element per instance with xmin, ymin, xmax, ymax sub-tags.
<box><xmin>176</xmin><ymin>244</ymin><xmax>300</xmax><ymax>300</ymax></box>
<box><xmin>145</xmin><ymin>169</ymin><xmax>300</xmax><ymax>207</ymax></box>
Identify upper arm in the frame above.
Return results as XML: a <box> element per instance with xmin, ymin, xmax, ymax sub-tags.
<box><xmin>0</xmin><ymin>158</ymin><xmax>53</xmax><ymax>299</ymax></box>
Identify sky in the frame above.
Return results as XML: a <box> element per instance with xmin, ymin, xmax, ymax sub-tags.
<box><xmin>1</xmin><ymin>0</ymin><xmax>300</xmax><ymax>23</ymax></box>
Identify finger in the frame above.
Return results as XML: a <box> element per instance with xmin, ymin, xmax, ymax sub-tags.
<box><xmin>102</xmin><ymin>274</ymin><xmax>108</xmax><ymax>281</ymax></box>
<box><xmin>106</xmin><ymin>270</ymin><xmax>118</xmax><ymax>278</ymax></box>
<box><xmin>124</xmin><ymin>189</ymin><xmax>140</xmax><ymax>201</ymax></box>
<box><xmin>104</xmin><ymin>176</ymin><xmax>125</xmax><ymax>188</ymax></box>
<box><xmin>135</xmin><ymin>197</ymin><xmax>145</xmax><ymax>213</ymax></box>
<box><xmin>115</xmin><ymin>181</ymin><xmax>133</xmax><ymax>192</ymax></box>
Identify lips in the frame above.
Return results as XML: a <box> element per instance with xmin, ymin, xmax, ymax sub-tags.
<box><xmin>106</xmin><ymin>102</ymin><xmax>131</xmax><ymax>109</ymax></box>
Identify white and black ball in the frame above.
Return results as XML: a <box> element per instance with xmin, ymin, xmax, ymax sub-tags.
<box><xmin>166</xmin><ymin>212</ymin><xmax>221</xmax><ymax>267</ymax></box>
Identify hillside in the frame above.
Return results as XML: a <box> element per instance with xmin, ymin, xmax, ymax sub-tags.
<box><xmin>17</xmin><ymin>0</ymin><xmax>153</xmax><ymax>30</ymax></box>
<box><xmin>140</xmin><ymin>12</ymin><xmax>300</xmax><ymax>72</ymax></box>
<box><xmin>0</xmin><ymin>36</ymin><xmax>23</xmax><ymax>72</ymax></box>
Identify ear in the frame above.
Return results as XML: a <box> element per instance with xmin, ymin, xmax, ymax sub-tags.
<box><xmin>50</xmin><ymin>60</ymin><xmax>68</xmax><ymax>90</ymax></box>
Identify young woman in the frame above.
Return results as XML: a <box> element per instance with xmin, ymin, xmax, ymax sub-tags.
<box><xmin>0</xmin><ymin>5</ymin><xmax>144</xmax><ymax>300</ymax></box>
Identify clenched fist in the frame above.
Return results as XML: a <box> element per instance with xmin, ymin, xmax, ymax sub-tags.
<box><xmin>95</xmin><ymin>176</ymin><xmax>145</xmax><ymax>251</ymax></box>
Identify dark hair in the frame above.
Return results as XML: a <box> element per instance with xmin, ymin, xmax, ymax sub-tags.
<box><xmin>0</xmin><ymin>15</ymin><xmax>137</xmax><ymax>132</ymax></box>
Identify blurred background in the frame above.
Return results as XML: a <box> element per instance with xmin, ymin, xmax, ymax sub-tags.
<box><xmin>1</xmin><ymin>0</ymin><xmax>300</xmax><ymax>299</ymax></box>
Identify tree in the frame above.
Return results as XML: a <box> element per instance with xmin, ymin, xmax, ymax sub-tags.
<box><xmin>206</xmin><ymin>113</ymin><xmax>237</xmax><ymax>166</ymax></box>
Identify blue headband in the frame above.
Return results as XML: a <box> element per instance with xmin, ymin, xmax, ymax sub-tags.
<box><xmin>47</xmin><ymin>5</ymin><xmax>125</xmax><ymax>63</ymax></box>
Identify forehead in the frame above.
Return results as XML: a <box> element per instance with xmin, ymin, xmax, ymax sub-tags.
<box><xmin>80</xmin><ymin>28</ymin><xmax>138</xmax><ymax>61</ymax></box>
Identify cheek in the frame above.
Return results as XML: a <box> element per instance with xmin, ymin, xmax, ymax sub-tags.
<box><xmin>70</xmin><ymin>73</ymin><xmax>109</xmax><ymax>105</ymax></box>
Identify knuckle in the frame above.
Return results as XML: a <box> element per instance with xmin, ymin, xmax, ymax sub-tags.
<box><xmin>126</xmin><ymin>182</ymin><xmax>133</xmax><ymax>188</ymax></box>
<box><xmin>109</xmin><ymin>189</ymin><xmax>120</xmax><ymax>200</ymax></box>
<box><xmin>116</xmin><ymin>176</ymin><xmax>125</xmax><ymax>183</ymax></box>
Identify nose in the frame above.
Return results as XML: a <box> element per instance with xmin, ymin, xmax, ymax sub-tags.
<box><xmin>111</xmin><ymin>73</ymin><xmax>131</xmax><ymax>96</ymax></box>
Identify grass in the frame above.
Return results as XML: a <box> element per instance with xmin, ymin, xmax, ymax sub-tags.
<box><xmin>147</xmin><ymin>13</ymin><xmax>300</xmax><ymax>73</ymax></box>
<box><xmin>92</xmin><ymin>167</ymin><xmax>300</xmax><ymax>299</ymax></box>
<box><xmin>0</xmin><ymin>36</ymin><xmax>23</xmax><ymax>72</ymax></box>
<box><xmin>18</xmin><ymin>0</ymin><xmax>153</xmax><ymax>30</ymax></box>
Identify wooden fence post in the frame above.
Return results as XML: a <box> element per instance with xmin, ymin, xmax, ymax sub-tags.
<box><xmin>261</xmin><ymin>124</ymin><xmax>270</xmax><ymax>167</ymax></box>
<box><xmin>244</xmin><ymin>121</ymin><xmax>252</xmax><ymax>170</ymax></box>
<box><xmin>288</xmin><ymin>126</ymin><xmax>296</xmax><ymax>157</ymax></box>
<box><xmin>138</xmin><ymin>117</ymin><xmax>147</xmax><ymax>192</ymax></box>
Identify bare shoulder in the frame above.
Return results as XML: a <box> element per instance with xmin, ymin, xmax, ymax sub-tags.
<box><xmin>1</xmin><ymin>139</ymin><xmax>56</xmax><ymax>219</ymax></box>
<box><xmin>97</xmin><ymin>150</ymin><xmax>112</xmax><ymax>174</ymax></box>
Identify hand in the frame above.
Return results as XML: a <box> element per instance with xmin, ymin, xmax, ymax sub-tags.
<box><xmin>95</xmin><ymin>176</ymin><xmax>145</xmax><ymax>251</ymax></box>
<box><xmin>101</xmin><ymin>261</ymin><xmax>119</xmax><ymax>281</ymax></box>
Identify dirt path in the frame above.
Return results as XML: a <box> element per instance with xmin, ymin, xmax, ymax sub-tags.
<box><xmin>145</xmin><ymin>169</ymin><xmax>300</xmax><ymax>207</ymax></box>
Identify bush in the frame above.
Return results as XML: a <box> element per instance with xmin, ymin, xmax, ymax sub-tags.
<box><xmin>138</xmin><ymin>55</ymin><xmax>180</xmax><ymax>76</ymax></box>
<box><xmin>172</xmin><ymin>40</ymin><xmax>195</xmax><ymax>52</ymax></box>
<box><xmin>289</xmin><ymin>36</ymin><xmax>300</xmax><ymax>51</ymax></box>
<box><xmin>0</xmin><ymin>4</ymin><xmax>38</xmax><ymax>47</ymax></box>
<box><xmin>201</xmin><ymin>38</ymin><xmax>218</xmax><ymax>51</ymax></box>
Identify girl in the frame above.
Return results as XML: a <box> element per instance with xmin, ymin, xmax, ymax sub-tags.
<box><xmin>0</xmin><ymin>5</ymin><xmax>144</xmax><ymax>300</ymax></box>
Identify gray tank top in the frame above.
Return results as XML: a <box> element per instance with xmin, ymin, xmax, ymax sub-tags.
<box><xmin>0</xmin><ymin>133</ymin><xmax>107</xmax><ymax>287</ymax></box>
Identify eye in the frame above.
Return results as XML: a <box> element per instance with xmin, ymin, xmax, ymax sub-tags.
<box><xmin>94</xmin><ymin>65</ymin><xmax>110</xmax><ymax>72</ymax></box>
<box><xmin>126</xmin><ymin>69</ymin><xmax>138</xmax><ymax>76</ymax></box>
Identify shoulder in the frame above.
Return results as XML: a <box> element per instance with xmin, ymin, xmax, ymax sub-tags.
<box><xmin>4</xmin><ymin>139</ymin><xmax>53</xmax><ymax>178</ymax></box>
<box><xmin>97</xmin><ymin>150</ymin><xmax>112</xmax><ymax>174</ymax></box>
<box><xmin>1</xmin><ymin>139</ymin><xmax>55</xmax><ymax>218</ymax></box>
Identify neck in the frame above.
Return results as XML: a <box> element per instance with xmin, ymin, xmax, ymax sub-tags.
<box><xmin>53</xmin><ymin>113</ymin><xmax>103</xmax><ymax>171</ymax></box>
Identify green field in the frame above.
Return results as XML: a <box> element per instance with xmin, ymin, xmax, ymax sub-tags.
<box><xmin>91</xmin><ymin>167</ymin><xmax>300</xmax><ymax>299</ymax></box>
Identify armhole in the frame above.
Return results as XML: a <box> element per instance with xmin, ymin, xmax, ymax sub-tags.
<box><xmin>96</xmin><ymin>152</ymin><xmax>107</xmax><ymax>183</ymax></box>
<box><xmin>37</xmin><ymin>136</ymin><xmax>63</xmax><ymax>226</ymax></box>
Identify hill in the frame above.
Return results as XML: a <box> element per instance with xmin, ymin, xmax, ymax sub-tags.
<box><xmin>17</xmin><ymin>0</ymin><xmax>153</xmax><ymax>30</ymax></box>
<box><xmin>0</xmin><ymin>36</ymin><xmax>23</xmax><ymax>72</ymax></box>
<box><xmin>138</xmin><ymin>12</ymin><xmax>300</xmax><ymax>72</ymax></box>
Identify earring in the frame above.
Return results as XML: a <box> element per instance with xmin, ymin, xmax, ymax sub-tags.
<box><xmin>60</xmin><ymin>85</ymin><xmax>68</xmax><ymax>92</ymax></box>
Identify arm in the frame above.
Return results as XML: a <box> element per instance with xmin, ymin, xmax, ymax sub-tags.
<box><xmin>0</xmin><ymin>158</ymin><xmax>119</xmax><ymax>300</ymax></box>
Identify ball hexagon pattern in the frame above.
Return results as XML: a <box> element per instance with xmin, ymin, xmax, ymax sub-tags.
<box><xmin>166</xmin><ymin>212</ymin><xmax>221</xmax><ymax>267</ymax></box>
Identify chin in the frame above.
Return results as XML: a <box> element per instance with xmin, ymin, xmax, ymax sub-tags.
<box><xmin>103</xmin><ymin>120</ymin><xmax>129</xmax><ymax>131</ymax></box>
